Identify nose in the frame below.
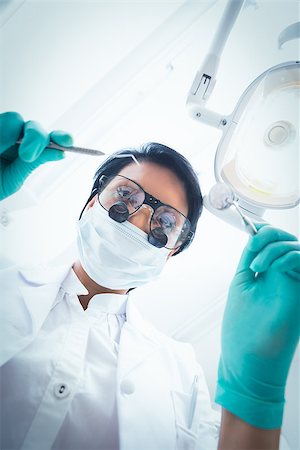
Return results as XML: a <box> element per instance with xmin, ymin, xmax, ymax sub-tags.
<box><xmin>128</xmin><ymin>205</ymin><xmax>152</xmax><ymax>234</ymax></box>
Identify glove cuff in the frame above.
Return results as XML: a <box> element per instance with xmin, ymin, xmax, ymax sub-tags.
<box><xmin>215</xmin><ymin>382</ymin><xmax>285</xmax><ymax>429</ymax></box>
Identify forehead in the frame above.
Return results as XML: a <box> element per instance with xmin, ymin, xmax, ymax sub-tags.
<box><xmin>118</xmin><ymin>161</ymin><xmax>188</xmax><ymax>216</ymax></box>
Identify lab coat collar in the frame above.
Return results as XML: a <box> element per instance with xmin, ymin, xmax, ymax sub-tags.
<box><xmin>88</xmin><ymin>293</ymin><xmax>128</xmax><ymax>315</ymax></box>
<box><xmin>18</xmin><ymin>263</ymin><xmax>157</xmax><ymax>334</ymax></box>
<box><xmin>19</xmin><ymin>262</ymin><xmax>165</xmax><ymax>350</ymax></box>
<box><xmin>62</xmin><ymin>267</ymin><xmax>128</xmax><ymax>314</ymax></box>
<box><xmin>17</xmin><ymin>263</ymin><xmax>170</xmax><ymax>382</ymax></box>
<box><xmin>61</xmin><ymin>267</ymin><xmax>89</xmax><ymax>296</ymax></box>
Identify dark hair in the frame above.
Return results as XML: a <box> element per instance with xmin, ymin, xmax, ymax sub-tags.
<box><xmin>80</xmin><ymin>142</ymin><xmax>203</xmax><ymax>255</ymax></box>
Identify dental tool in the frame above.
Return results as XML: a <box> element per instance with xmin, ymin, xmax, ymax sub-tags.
<box><xmin>16</xmin><ymin>139</ymin><xmax>105</xmax><ymax>157</ymax></box>
<box><xmin>209</xmin><ymin>182</ymin><xmax>258</xmax><ymax>235</ymax></box>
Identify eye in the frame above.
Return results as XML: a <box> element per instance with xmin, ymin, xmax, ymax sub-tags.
<box><xmin>115</xmin><ymin>186</ymin><xmax>140</xmax><ymax>208</ymax></box>
<box><xmin>156</xmin><ymin>211</ymin><xmax>177</xmax><ymax>230</ymax></box>
<box><xmin>116</xmin><ymin>186</ymin><xmax>133</xmax><ymax>199</ymax></box>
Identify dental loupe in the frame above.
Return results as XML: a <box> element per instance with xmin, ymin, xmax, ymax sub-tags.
<box><xmin>186</xmin><ymin>0</ymin><xmax>300</xmax><ymax>234</ymax></box>
<box><xmin>108</xmin><ymin>201</ymin><xmax>168</xmax><ymax>248</ymax></box>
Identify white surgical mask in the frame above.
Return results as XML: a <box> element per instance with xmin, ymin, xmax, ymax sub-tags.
<box><xmin>76</xmin><ymin>201</ymin><xmax>170</xmax><ymax>290</ymax></box>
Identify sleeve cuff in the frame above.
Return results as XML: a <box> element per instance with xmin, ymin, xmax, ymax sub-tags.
<box><xmin>215</xmin><ymin>383</ymin><xmax>285</xmax><ymax>429</ymax></box>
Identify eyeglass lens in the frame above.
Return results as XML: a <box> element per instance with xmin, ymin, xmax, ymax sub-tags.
<box><xmin>98</xmin><ymin>175</ymin><xmax>191</xmax><ymax>249</ymax></box>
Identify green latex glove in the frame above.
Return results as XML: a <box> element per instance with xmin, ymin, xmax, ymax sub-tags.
<box><xmin>215</xmin><ymin>224</ymin><xmax>300</xmax><ymax>429</ymax></box>
<box><xmin>0</xmin><ymin>111</ymin><xmax>73</xmax><ymax>200</ymax></box>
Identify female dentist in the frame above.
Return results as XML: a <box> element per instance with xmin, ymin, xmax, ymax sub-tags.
<box><xmin>0</xmin><ymin>111</ymin><xmax>299</xmax><ymax>450</ymax></box>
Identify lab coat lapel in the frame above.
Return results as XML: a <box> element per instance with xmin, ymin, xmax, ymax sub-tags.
<box><xmin>19</xmin><ymin>264</ymin><xmax>71</xmax><ymax>332</ymax></box>
<box><xmin>118</xmin><ymin>298</ymin><xmax>163</xmax><ymax>379</ymax></box>
<box><xmin>1</xmin><ymin>264</ymin><xmax>71</xmax><ymax>366</ymax></box>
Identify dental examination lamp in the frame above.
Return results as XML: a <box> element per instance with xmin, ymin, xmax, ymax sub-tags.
<box><xmin>186</xmin><ymin>0</ymin><xmax>300</xmax><ymax>234</ymax></box>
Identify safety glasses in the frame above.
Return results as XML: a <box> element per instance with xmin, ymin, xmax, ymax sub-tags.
<box><xmin>97</xmin><ymin>174</ymin><xmax>193</xmax><ymax>249</ymax></box>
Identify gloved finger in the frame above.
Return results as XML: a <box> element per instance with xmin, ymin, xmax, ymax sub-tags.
<box><xmin>237</xmin><ymin>225</ymin><xmax>298</xmax><ymax>277</ymax></box>
<box><xmin>247</xmin><ymin>225</ymin><xmax>298</xmax><ymax>253</ymax></box>
<box><xmin>27</xmin><ymin>148</ymin><xmax>64</xmax><ymax>165</ymax></box>
<box><xmin>271</xmin><ymin>250</ymin><xmax>300</xmax><ymax>274</ymax></box>
<box><xmin>19</xmin><ymin>120</ymin><xmax>49</xmax><ymax>163</ymax></box>
<box><xmin>0</xmin><ymin>112</ymin><xmax>24</xmax><ymax>154</ymax></box>
<box><xmin>249</xmin><ymin>241</ymin><xmax>300</xmax><ymax>273</ymax></box>
<box><xmin>50</xmin><ymin>130</ymin><xmax>73</xmax><ymax>147</ymax></box>
<box><xmin>3</xmin><ymin>149</ymin><xmax>65</xmax><ymax>194</ymax></box>
<box><xmin>235</xmin><ymin>223</ymin><xmax>270</xmax><ymax>274</ymax></box>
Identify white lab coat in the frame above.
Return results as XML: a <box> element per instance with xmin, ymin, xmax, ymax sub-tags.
<box><xmin>0</xmin><ymin>262</ymin><xmax>220</xmax><ymax>450</ymax></box>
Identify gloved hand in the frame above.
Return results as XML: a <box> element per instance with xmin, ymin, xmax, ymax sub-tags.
<box><xmin>0</xmin><ymin>111</ymin><xmax>73</xmax><ymax>200</ymax></box>
<box><xmin>215</xmin><ymin>224</ymin><xmax>300</xmax><ymax>429</ymax></box>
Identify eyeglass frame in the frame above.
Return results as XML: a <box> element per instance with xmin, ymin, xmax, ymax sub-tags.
<box><xmin>96</xmin><ymin>174</ymin><xmax>194</xmax><ymax>250</ymax></box>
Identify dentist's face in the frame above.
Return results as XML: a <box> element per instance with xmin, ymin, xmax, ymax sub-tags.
<box><xmin>88</xmin><ymin>161</ymin><xmax>189</xmax><ymax>256</ymax></box>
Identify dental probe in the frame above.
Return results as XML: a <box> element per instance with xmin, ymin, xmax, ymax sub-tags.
<box><xmin>16</xmin><ymin>139</ymin><xmax>105</xmax><ymax>157</ymax></box>
<box><xmin>230</xmin><ymin>199</ymin><xmax>258</xmax><ymax>235</ymax></box>
<box><xmin>209</xmin><ymin>182</ymin><xmax>258</xmax><ymax>236</ymax></box>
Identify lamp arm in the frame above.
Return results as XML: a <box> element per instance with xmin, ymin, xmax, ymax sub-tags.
<box><xmin>186</xmin><ymin>0</ymin><xmax>245</xmax><ymax>128</ymax></box>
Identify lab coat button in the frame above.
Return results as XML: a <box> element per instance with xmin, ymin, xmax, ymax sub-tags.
<box><xmin>120</xmin><ymin>379</ymin><xmax>135</xmax><ymax>395</ymax></box>
<box><xmin>53</xmin><ymin>382</ymin><xmax>71</xmax><ymax>399</ymax></box>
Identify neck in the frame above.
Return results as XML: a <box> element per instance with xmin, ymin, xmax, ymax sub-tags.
<box><xmin>72</xmin><ymin>260</ymin><xmax>128</xmax><ymax>310</ymax></box>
